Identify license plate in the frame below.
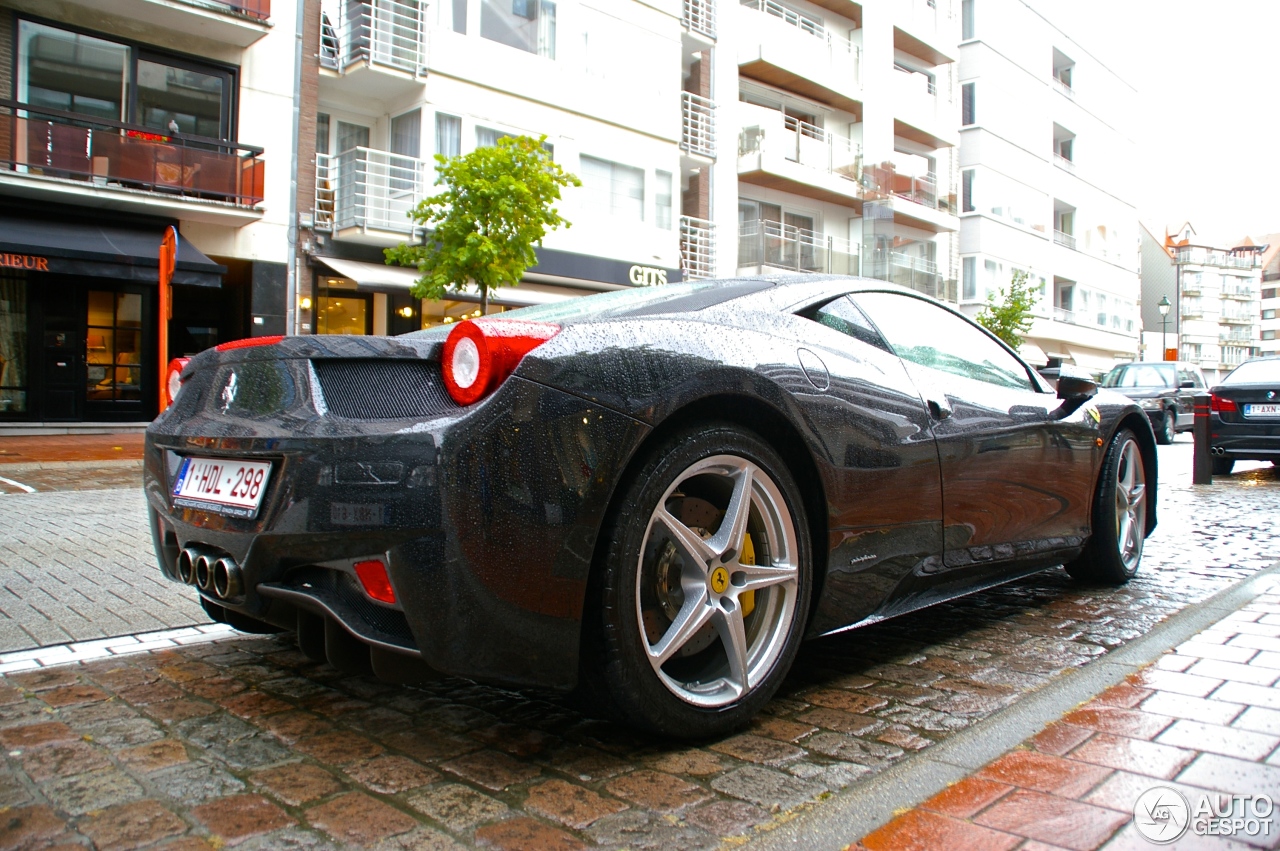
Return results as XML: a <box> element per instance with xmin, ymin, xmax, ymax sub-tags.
<box><xmin>172</xmin><ymin>456</ymin><xmax>272</xmax><ymax>518</ymax></box>
<box><xmin>1243</xmin><ymin>403</ymin><xmax>1280</xmax><ymax>418</ymax></box>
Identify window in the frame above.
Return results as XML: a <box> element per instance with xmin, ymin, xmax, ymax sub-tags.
<box><xmin>655</xmin><ymin>170</ymin><xmax>673</xmax><ymax>230</ymax></box>
<box><xmin>336</xmin><ymin>121</ymin><xmax>370</xmax><ymax>153</ymax></box>
<box><xmin>390</xmin><ymin>110</ymin><xmax>421</xmax><ymax>158</ymax></box>
<box><xmin>0</xmin><ymin>276</ymin><xmax>28</xmax><ymax>414</ymax></box>
<box><xmin>85</xmin><ymin>291</ymin><xmax>143</xmax><ymax>404</ymax></box>
<box><xmin>961</xmin><ymin>82</ymin><xmax>976</xmax><ymax>125</ymax></box>
<box><xmin>581</xmin><ymin>155</ymin><xmax>644</xmax><ymax>221</ymax></box>
<box><xmin>17</xmin><ymin>20</ymin><xmax>233</xmax><ymax>139</ymax></box>
<box><xmin>961</xmin><ymin>169</ymin><xmax>975</xmax><ymax>212</ymax></box>
<box><xmin>435</xmin><ymin>113</ymin><xmax>461</xmax><ymax>160</ymax></box>
<box><xmin>962</xmin><ymin>257</ymin><xmax>976</xmax><ymax>300</ymax></box>
<box><xmin>961</xmin><ymin>0</ymin><xmax>974</xmax><ymax>39</ymax></box>
<box><xmin>1263</xmin><ymin>330</ymin><xmax>1276</xmax><ymax>341</ymax></box>
<box><xmin>853</xmin><ymin>291</ymin><xmax>1033</xmax><ymax>390</ymax></box>
<box><xmin>1263</xmin><ymin>287</ymin><xmax>1278</xmax><ymax>300</ymax></box>
<box><xmin>316</xmin><ymin>113</ymin><xmax>331</xmax><ymax>156</ymax></box>
<box><xmin>1263</xmin><ymin>309</ymin><xmax>1276</xmax><ymax>320</ymax></box>
<box><xmin>481</xmin><ymin>0</ymin><xmax>556</xmax><ymax>59</ymax></box>
<box><xmin>805</xmin><ymin>296</ymin><xmax>891</xmax><ymax>353</ymax></box>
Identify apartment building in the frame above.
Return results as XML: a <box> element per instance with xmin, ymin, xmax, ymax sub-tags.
<box><xmin>1256</xmin><ymin>236</ymin><xmax>1280</xmax><ymax>358</ymax></box>
<box><xmin>1139</xmin><ymin>223</ymin><xmax>1264</xmax><ymax>383</ymax></box>
<box><xmin>0</xmin><ymin>0</ymin><xmax>297</xmax><ymax>425</ymax></box>
<box><xmin>956</xmin><ymin>0</ymin><xmax>1139</xmax><ymax>374</ymax></box>
<box><xmin>298</xmin><ymin>0</ymin><xmax>689</xmax><ymax>334</ymax></box>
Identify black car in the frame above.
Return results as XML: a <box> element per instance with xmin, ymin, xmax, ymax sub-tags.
<box><xmin>1208</xmin><ymin>357</ymin><xmax>1280</xmax><ymax>475</ymax></box>
<box><xmin>145</xmin><ymin>276</ymin><xmax>1157</xmax><ymax>737</ymax></box>
<box><xmin>1100</xmin><ymin>361</ymin><xmax>1207</xmax><ymax>445</ymax></box>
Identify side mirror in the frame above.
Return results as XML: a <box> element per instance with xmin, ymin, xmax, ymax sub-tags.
<box><xmin>1056</xmin><ymin>367</ymin><xmax>1098</xmax><ymax>400</ymax></box>
<box><xmin>1179</xmin><ymin>380</ymin><xmax>1194</xmax><ymax>388</ymax></box>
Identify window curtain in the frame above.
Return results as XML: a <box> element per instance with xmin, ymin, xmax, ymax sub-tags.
<box><xmin>435</xmin><ymin>113</ymin><xmax>461</xmax><ymax>159</ymax></box>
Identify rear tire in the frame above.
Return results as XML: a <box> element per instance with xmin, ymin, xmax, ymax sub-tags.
<box><xmin>1212</xmin><ymin>457</ymin><xmax>1236</xmax><ymax>476</ymax></box>
<box><xmin>588</xmin><ymin>423</ymin><xmax>811</xmax><ymax>738</ymax></box>
<box><xmin>1066</xmin><ymin>428</ymin><xmax>1148</xmax><ymax>585</ymax></box>
<box><xmin>1155</xmin><ymin>410</ymin><xmax>1175</xmax><ymax>445</ymax></box>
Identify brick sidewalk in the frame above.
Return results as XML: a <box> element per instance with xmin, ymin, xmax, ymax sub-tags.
<box><xmin>0</xmin><ymin>433</ymin><xmax>144</xmax><ymax>465</ymax></box>
<box><xmin>852</xmin><ymin>580</ymin><xmax>1280</xmax><ymax>851</ymax></box>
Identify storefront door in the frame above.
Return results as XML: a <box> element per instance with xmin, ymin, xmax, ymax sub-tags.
<box><xmin>38</xmin><ymin>287</ymin><xmax>82</xmax><ymax>421</ymax></box>
<box><xmin>83</xmin><ymin>288</ymin><xmax>147</xmax><ymax>420</ymax></box>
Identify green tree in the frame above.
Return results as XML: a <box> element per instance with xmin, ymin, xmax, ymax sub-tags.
<box><xmin>976</xmin><ymin>268</ymin><xmax>1037</xmax><ymax>350</ymax></box>
<box><xmin>385</xmin><ymin>135</ymin><xmax>581</xmax><ymax>314</ymax></box>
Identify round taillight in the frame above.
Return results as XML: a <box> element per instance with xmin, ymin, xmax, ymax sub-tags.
<box><xmin>441</xmin><ymin>318</ymin><xmax>559</xmax><ymax>406</ymax></box>
<box><xmin>163</xmin><ymin>357</ymin><xmax>190</xmax><ymax>408</ymax></box>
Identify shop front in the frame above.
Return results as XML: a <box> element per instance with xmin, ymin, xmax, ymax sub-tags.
<box><xmin>0</xmin><ymin>215</ymin><xmax>224</xmax><ymax>423</ymax></box>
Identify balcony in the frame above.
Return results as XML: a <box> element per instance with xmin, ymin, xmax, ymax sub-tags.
<box><xmin>737</xmin><ymin>106</ymin><xmax>863</xmax><ymax>207</ymax></box>
<box><xmin>894</xmin><ymin>0</ymin><xmax>956</xmax><ymax>66</ymax></box>
<box><xmin>1220</xmin><ymin>313</ymin><xmax>1255</xmax><ymax>326</ymax></box>
<box><xmin>0</xmin><ymin>102</ymin><xmax>263</xmax><ymax>225</ymax></box>
<box><xmin>315</xmin><ymin>147</ymin><xmax>430</xmax><ymax>244</ymax></box>
<box><xmin>1220</xmin><ymin>332</ymin><xmax>1256</xmax><ymax>345</ymax></box>
<box><xmin>1053</xmin><ymin>153</ymin><xmax>1076</xmax><ymax>173</ymax></box>
<box><xmin>1221</xmin><ymin>286</ymin><xmax>1255</xmax><ymax>301</ymax></box>
<box><xmin>888</xmin><ymin>251</ymin><xmax>941</xmax><ymax>297</ymax></box>
<box><xmin>683</xmin><ymin>0</ymin><xmax>717</xmax><ymax>40</ymax></box>
<box><xmin>1181</xmin><ymin>278</ymin><xmax>1202</xmax><ymax>295</ymax></box>
<box><xmin>892</xmin><ymin>69</ymin><xmax>957</xmax><ymax>149</ymax></box>
<box><xmin>738</xmin><ymin>0</ymin><xmax>862</xmax><ymax>114</ymax></box>
<box><xmin>681</xmin><ymin>93</ymin><xmax>716</xmax><ymax>159</ymax></box>
<box><xmin>320</xmin><ymin>0</ymin><xmax>427</xmax><ymax>101</ymax></box>
<box><xmin>1051</xmin><ymin>76</ymin><xmax>1075</xmax><ymax>99</ymax></box>
<box><xmin>1053</xmin><ymin>230</ymin><xmax>1076</xmax><ymax>250</ymax></box>
<box><xmin>680</xmin><ymin>216</ymin><xmax>717</xmax><ymax>280</ymax></box>
<box><xmin>738</xmin><ymin>220</ymin><xmax>859</xmax><ymax>276</ymax></box>
<box><xmin>55</xmin><ymin>0</ymin><xmax>270</xmax><ymax>46</ymax></box>
<box><xmin>1174</xmin><ymin>245</ymin><xmax>1262</xmax><ymax>269</ymax></box>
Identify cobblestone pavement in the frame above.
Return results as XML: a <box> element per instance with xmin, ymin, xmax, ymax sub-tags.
<box><xmin>855</xmin><ymin>577</ymin><xmax>1280</xmax><ymax>851</ymax></box>
<box><xmin>0</xmin><ymin>439</ymin><xmax>1275</xmax><ymax>849</ymax></box>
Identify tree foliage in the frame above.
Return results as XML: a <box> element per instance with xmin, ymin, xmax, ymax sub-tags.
<box><xmin>976</xmin><ymin>268</ymin><xmax>1037</xmax><ymax>350</ymax></box>
<box><xmin>385</xmin><ymin>135</ymin><xmax>581</xmax><ymax>313</ymax></box>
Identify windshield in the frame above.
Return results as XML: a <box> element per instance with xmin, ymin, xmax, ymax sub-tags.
<box><xmin>1102</xmin><ymin>364</ymin><xmax>1174</xmax><ymax>389</ymax></box>
<box><xmin>403</xmin><ymin>280</ymin><xmax>773</xmax><ymax>339</ymax></box>
<box><xmin>1221</xmin><ymin>359</ymin><xmax>1280</xmax><ymax>385</ymax></box>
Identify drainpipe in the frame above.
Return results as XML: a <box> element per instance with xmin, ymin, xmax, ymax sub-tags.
<box><xmin>286</xmin><ymin>0</ymin><xmax>306</xmax><ymax>336</ymax></box>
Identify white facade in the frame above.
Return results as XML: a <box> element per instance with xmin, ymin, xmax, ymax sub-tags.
<box><xmin>956</xmin><ymin>0</ymin><xmax>1139</xmax><ymax>373</ymax></box>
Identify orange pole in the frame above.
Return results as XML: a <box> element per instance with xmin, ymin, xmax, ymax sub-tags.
<box><xmin>158</xmin><ymin>227</ymin><xmax>177</xmax><ymax>411</ymax></box>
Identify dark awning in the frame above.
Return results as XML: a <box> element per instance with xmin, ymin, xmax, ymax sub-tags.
<box><xmin>0</xmin><ymin>217</ymin><xmax>225</xmax><ymax>287</ymax></box>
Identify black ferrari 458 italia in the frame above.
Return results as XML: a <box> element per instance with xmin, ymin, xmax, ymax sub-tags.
<box><xmin>145</xmin><ymin>276</ymin><xmax>1157</xmax><ymax>737</ymax></box>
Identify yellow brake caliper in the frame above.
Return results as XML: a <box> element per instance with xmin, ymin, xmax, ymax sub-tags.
<box><xmin>740</xmin><ymin>533</ymin><xmax>756</xmax><ymax>617</ymax></box>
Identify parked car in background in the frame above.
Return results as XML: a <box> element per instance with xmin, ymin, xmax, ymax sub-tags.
<box><xmin>1208</xmin><ymin>357</ymin><xmax>1280</xmax><ymax>475</ymax></box>
<box><xmin>1101</xmin><ymin>361</ymin><xmax>1207</xmax><ymax>445</ymax></box>
<box><xmin>145</xmin><ymin>276</ymin><xmax>1158</xmax><ymax>737</ymax></box>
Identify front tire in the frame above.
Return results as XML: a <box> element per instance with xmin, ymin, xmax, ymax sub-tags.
<box><xmin>1155</xmin><ymin>410</ymin><xmax>1175</xmax><ymax>445</ymax></box>
<box><xmin>1212</xmin><ymin>457</ymin><xmax>1236</xmax><ymax>475</ymax></box>
<box><xmin>1066</xmin><ymin>428</ymin><xmax>1148</xmax><ymax>585</ymax></box>
<box><xmin>591</xmin><ymin>423</ymin><xmax>811</xmax><ymax>738</ymax></box>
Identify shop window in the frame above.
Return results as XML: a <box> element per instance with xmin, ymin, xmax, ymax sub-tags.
<box><xmin>317</xmin><ymin>294</ymin><xmax>371</xmax><ymax>335</ymax></box>
<box><xmin>85</xmin><ymin>290</ymin><xmax>143</xmax><ymax>404</ymax></box>
<box><xmin>0</xmin><ymin>276</ymin><xmax>28</xmax><ymax>414</ymax></box>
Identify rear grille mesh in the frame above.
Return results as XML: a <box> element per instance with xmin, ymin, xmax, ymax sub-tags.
<box><xmin>312</xmin><ymin>359</ymin><xmax>459</xmax><ymax>419</ymax></box>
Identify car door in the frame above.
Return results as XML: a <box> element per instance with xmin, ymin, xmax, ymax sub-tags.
<box><xmin>779</xmin><ymin>294</ymin><xmax>944</xmax><ymax>634</ymax></box>
<box><xmin>851</xmin><ymin>291</ymin><xmax>1100</xmax><ymax>577</ymax></box>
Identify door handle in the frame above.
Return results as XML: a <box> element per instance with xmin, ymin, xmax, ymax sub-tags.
<box><xmin>927</xmin><ymin>398</ymin><xmax>951</xmax><ymax>420</ymax></box>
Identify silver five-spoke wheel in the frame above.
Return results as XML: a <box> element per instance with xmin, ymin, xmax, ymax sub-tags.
<box><xmin>1112</xmin><ymin>436</ymin><xmax>1146</xmax><ymax>572</ymax></box>
<box><xmin>637</xmin><ymin>454</ymin><xmax>800</xmax><ymax>708</ymax></box>
<box><xmin>1066</xmin><ymin>427</ymin><xmax>1149</xmax><ymax>585</ymax></box>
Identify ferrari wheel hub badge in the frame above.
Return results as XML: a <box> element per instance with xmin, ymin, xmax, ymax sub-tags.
<box><xmin>710</xmin><ymin>566</ymin><xmax>730</xmax><ymax>594</ymax></box>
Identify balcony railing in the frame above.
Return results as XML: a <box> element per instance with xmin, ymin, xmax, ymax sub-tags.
<box><xmin>0</xmin><ymin>101</ymin><xmax>264</xmax><ymax>207</ymax></box>
<box><xmin>1051</xmin><ymin>76</ymin><xmax>1074</xmax><ymax>99</ymax></box>
<box><xmin>315</xmin><ymin>147</ymin><xmax>430</xmax><ymax>234</ymax></box>
<box><xmin>1220</xmin><ymin>332</ymin><xmax>1256</xmax><ymax>344</ymax></box>
<box><xmin>1053</xmin><ymin>153</ymin><xmax>1076</xmax><ymax>173</ymax></box>
<box><xmin>1221</xmin><ymin>285</ymin><xmax>1256</xmax><ymax>300</ymax></box>
<box><xmin>1220</xmin><ymin>313</ymin><xmax>1255</xmax><ymax>325</ymax></box>
<box><xmin>681</xmin><ymin>93</ymin><xmax>716</xmax><ymax>159</ymax></box>
<box><xmin>739</xmin><ymin>107</ymin><xmax>862</xmax><ymax>183</ymax></box>
<box><xmin>1174</xmin><ymin>245</ymin><xmax>1263</xmax><ymax>269</ymax></box>
<box><xmin>1053</xmin><ymin>230</ymin><xmax>1076</xmax><ymax>250</ymax></box>
<box><xmin>1221</xmin><ymin>346</ymin><xmax>1255</xmax><ymax>366</ymax></box>
<box><xmin>741</xmin><ymin>0</ymin><xmax>860</xmax><ymax>80</ymax></box>
<box><xmin>892</xmin><ymin>171</ymin><xmax>937</xmax><ymax>209</ymax></box>
<box><xmin>680</xmin><ymin>216</ymin><xmax>716</xmax><ymax>280</ymax></box>
<box><xmin>1181</xmin><ymin>278</ymin><xmax>1202</xmax><ymax>295</ymax></box>
<box><xmin>684</xmin><ymin>0</ymin><xmax>716</xmax><ymax>39</ymax></box>
<box><xmin>321</xmin><ymin>0</ymin><xmax>426</xmax><ymax>75</ymax></box>
<box><xmin>738</xmin><ymin>219</ymin><xmax>859</xmax><ymax>276</ymax></box>
<box><xmin>895</xmin><ymin>0</ymin><xmax>948</xmax><ymax>35</ymax></box>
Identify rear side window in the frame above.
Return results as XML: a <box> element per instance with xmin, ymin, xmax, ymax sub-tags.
<box><xmin>802</xmin><ymin>296</ymin><xmax>892</xmax><ymax>353</ymax></box>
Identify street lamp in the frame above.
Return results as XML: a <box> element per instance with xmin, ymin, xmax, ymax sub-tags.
<box><xmin>1158</xmin><ymin>295</ymin><xmax>1171</xmax><ymax>361</ymax></box>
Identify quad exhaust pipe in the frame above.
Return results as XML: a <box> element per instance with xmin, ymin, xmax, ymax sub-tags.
<box><xmin>175</xmin><ymin>545</ymin><xmax>243</xmax><ymax>601</ymax></box>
